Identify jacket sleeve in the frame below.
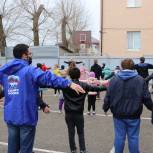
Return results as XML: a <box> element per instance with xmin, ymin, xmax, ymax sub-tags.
<box><xmin>142</xmin><ymin>81</ymin><xmax>153</xmax><ymax>111</ymax></box>
<box><xmin>151</xmin><ymin>107</ymin><xmax>153</xmax><ymax>124</ymax></box>
<box><xmin>103</xmin><ymin>86</ymin><xmax>111</xmax><ymax>112</ymax></box>
<box><xmin>134</xmin><ymin>64</ymin><xmax>138</xmax><ymax>70</ymax></box>
<box><xmin>148</xmin><ymin>64</ymin><xmax>153</xmax><ymax>69</ymax></box>
<box><xmin>105</xmin><ymin>72</ymin><xmax>114</xmax><ymax>80</ymax></box>
<box><xmin>76</xmin><ymin>61</ymin><xmax>82</xmax><ymax>64</ymax></box>
<box><xmin>0</xmin><ymin>86</ymin><xmax>4</xmax><ymax>99</ymax></box>
<box><xmin>31</xmin><ymin>67</ymin><xmax>71</xmax><ymax>89</ymax></box>
<box><xmin>145</xmin><ymin>73</ymin><xmax>153</xmax><ymax>82</ymax></box>
<box><xmin>83</xmin><ymin>83</ymin><xmax>107</xmax><ymax>92</ymax></box>
<box><xmin>64</xmin><ymin>61</ymin><xmax>70</xmax><ymax>64</ymax></box>
<box><xmin>37</xmin><ymin>94</ymin><xmax>49</xmax><ymax>110</ymax></box>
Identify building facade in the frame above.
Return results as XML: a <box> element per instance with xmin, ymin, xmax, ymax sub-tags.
<box><xmin>101</xmin><ymin>0</ymin><xmax>153</xmax><ymax>57</ymax></box>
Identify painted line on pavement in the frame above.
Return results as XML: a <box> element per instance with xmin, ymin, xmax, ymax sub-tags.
<box><xmin>0</xmin><ymin>108</ymin><xmax>151</xmax><ymax>120</ymax></box>
<box><xmin>49</xmin><ymin>110</ymin><xmax>151</xmax><ymax>120</ymax></box>
<box><xmin>0</xmin><ymin>142</ymin><xmax>65</xmax><ymax>153</ymax></box>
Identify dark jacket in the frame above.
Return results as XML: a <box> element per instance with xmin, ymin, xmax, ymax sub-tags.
<box><xmin>152</xmin><ymin>107</ymin><xmax>153</xmax><ymax>124</ymax></box>
<box><xmin>103</xmin><ymin>70</ymin><xmax>153</xmax><ymax>119</ymax></box>
<box><xmin>134</xmin><ymin>63</ymin><xmax>153</xmax><ymax>78</ymax></box>
<box><xmin>63</xmin><ymin>80</ymin><xmax>106</xmax><ymax>114</ymax></box>
<box><xmin>90</xmin><ymin>64</ymin><xmax>102</xmax><ymax>79</ymax></box>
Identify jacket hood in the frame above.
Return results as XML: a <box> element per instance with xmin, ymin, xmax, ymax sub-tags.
<box><xmin>103</xmin><ymin>67</ymin><xmax>111</xmax><ymax>70</ymax></box>
<box><xmin>116</xmin><ymin>70</ymin><xmax>138</xmax><ymax>80</ymax></box>
<box><xmin>0</xmin><ymin>59</ymin><xmax>28</xmax><ymax>75</ymax></box>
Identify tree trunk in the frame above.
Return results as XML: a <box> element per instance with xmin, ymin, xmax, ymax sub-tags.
<box><xmin>0</xmin><ymin>15</ymin><xmax>6</xmax><ymax>56</ymax></box>
<box><xmin>33</xmin><ymin>15</ymin><xmax>39</xmax><ymax>46</ymax></box>
<box><xmin>61</xmin><ymin>17</ymin><xmax>68</xmax><ymax>49</ymax></box>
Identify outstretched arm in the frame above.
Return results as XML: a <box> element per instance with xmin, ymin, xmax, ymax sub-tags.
<box><xmin>148</xmin><ymin>64</ymin><xmax>153</xmax><ymax>69</ymax></box>
<box><xmin>145</xmin><ymin>73</ymin><xmax>153</xmax><ymax>82</ymax></box>
<box><xmin>103</xmin><ymin>87</ymin><xmax>111</xmax><ymax>113</ymax></box>
<box><xmin>76</xmin><ymin>61</ymin><xmax>83</xmax><ymax>64</ymax></box>
<box><xmin>83</xmin><ymin>82</ymin><xmax>107</xmax><ymax>93</ymax></box>
<box><xmin>142</xmin><ymin>81</ymin><xmax>153</xmax><ymax>111</ymax></box>
<box><xmin>31</xmin><ymin>67</ymin><xmax>85</xmax><ymax>94</ymax></box>
<box><xmin>64</xmin><ymin>61</ymin><xmax>70</xmax><ymax>64</ymax></box>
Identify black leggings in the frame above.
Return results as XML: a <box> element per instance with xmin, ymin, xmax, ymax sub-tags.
<box><xmin>88</xmin><ymin>95</ymin><xmax>96</xmax><ymax>112</ymax></box>
<box><xmin>54</xmin><ymin>89</ymin><xmax>60</xmax><ymax>94</ymax></box>
<box><xmin>65</xmin><ymin>113</ymin><xmax>86</xmax><ymax>152</ymax></box>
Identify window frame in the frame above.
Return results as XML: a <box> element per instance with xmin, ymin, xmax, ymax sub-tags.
<box><xmin>127</xmin><ymin>31</ymin><xmax>141</xmax><ymax>51</ymax></box>
<box><xmin>80</xmin><ymin>34</ymin><xmax>87</xmax><ymax>42</ymax></box>
<box><xmin>127</xmin><ymin>0</ymin><xmax>141</xmax><ymax>8</ymax></box>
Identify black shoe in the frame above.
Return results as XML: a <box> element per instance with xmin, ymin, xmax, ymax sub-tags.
<box><xmin>71</xmin><ymin>149</ymin><xmax>77</xmax><ymax>153</ymax></box>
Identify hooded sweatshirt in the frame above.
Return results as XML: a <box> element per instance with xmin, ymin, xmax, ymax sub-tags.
<box><xmin>103</xmin><ymin>70</ymin><xmax>153</xmax><ymax>119</ymax></box>
<box><xmin>0</xmin><ymin>59</ymin><xmax>71</xmax><ymax>126</ymax></box>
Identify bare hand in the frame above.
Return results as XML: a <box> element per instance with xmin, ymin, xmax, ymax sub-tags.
<box><xmin>70</xmin><ymin>83</ymin><xmax>85</xmax><ymax>94</ymax></box>
<box><xmin>43</xmin><ymin>106</ymin><xmax>50</xmax><ymax>114</ymax></box>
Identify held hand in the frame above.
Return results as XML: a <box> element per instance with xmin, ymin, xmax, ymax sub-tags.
<box><xmin>70</xmin><ymin>83</ymin><xmax>85</xmax><ymax>94</ymax></box>
<box><xmin>101</xmin><ymin>80</ymin><xmax>109</xmax><ymax>87</ymax></box>
<box><xmin>43</xmin><ymin>106</ymin><xmax>50</xmax><ymax>114</ymax></box>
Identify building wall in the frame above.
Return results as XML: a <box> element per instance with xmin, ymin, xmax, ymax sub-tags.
<box><xmin>72</xmin><ymin>31</ymin><xmax>92</xmax><ymax>50</ymax></box>
<box><xmin>102</xmin><ymin>0</ymin><xmax>153</xmax><ymax>57</ymax></box>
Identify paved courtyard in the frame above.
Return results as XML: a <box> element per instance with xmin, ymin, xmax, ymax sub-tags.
<box><xmin>0</xmin><ymin>90</ymin><xmax>153</xmax><ymax>153</ymax></box>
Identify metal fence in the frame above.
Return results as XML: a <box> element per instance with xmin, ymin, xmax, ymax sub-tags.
<box><xmin>1</xmin><ymin>46</ymin><xmax>153</xmax><ymax>71</ymax></box>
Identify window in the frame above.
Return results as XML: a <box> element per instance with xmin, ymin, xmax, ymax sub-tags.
<box><xmin>127</xmin><ymin>31</ymin><xmax>141</xmax><ymax>51</ymax></box>
<box><xmin>80</xmin><ymin>34</ymin><xmax>86</xmax><ymax>42</ymax></box>
<box><xmin>127</xmin><ymin>0</ymin><xmax>141</xmax><ymax>7</ymax></box>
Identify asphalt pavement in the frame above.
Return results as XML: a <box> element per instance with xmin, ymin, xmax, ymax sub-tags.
<box><xmin>0</xmin><ymin>90</ymin><xmax>153</xmax><ymax>153</ymax></box>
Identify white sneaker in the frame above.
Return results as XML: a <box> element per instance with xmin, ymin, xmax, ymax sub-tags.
<box><xmin>58</xmin><ymin>110</ymin><xmax>62</xmax><ymax>113</ymax></box>
<box><xmin>109</xmin><ymin>146</ymin><xmax>115</xmax><ymax>153</ymax></box>
<box><xmin>87</xmin><ymin>112</ymin><xmax>90</xmax><ymax>115</ymax></box>
<box><xmin>92</xmin><ymin>111</ymin><xmax>96</xmax><ymax>115</ymax></box>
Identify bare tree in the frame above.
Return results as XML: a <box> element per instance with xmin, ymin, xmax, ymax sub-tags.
<box><xmin>18</xmin><ymin>0</ymin><xmax>53</xmax><ymax>46</ymax></box>
<box><xmin>52</xmin><ymin>0</ymin><xmax>89</xmax><ymax>51</ymax></box>
<box><xmin>0</xmin><ymin>0</ymin><xmax>22</xmax><ymax>56</ymax></box>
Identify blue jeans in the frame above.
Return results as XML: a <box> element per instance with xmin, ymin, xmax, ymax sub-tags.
<box><xmin>7</xmin><ymin>124</ymin><xmax>36</xmax><ymax>153</ymax></box>
<box><xmin>113</xmin><ymin>118</ymin><xmax>140</xmax><ymax>153</ymax></box>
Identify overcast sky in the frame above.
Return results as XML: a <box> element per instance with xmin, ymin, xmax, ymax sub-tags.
<box><xmin>49</xmin><ymin>0</ymin><xmax>100</xmax><ymax>39</ymax></box>
<box><xmin>83</xmin><ymin>0</ymin><xmax>100</xmax><ymax>39</ymax></box>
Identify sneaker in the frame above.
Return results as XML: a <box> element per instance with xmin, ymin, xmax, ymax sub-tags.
<box><xmin>96</xmin><ymin>97</ymin><xmax>101</xmax><ymax>100</ymax></box>
<box><xmin>58</xmin><ymin>110</ymin><xmax>62</xmax><ymax>114</ymax></box>
<box><xmin>87</xmin><ymin>112</ymin><xmax>90</xmax><ymax>115</ymax></box>
<box><xmin>109</xmin><ymin>146</ymin><xmax>115</xmax><ymax>153</ymax></box>
<box><xmin>92</xmin><ymin>111</ymin><xmax>96</xmax><ymax>115</ymax></box>
<box><xmin>71</xmin><ymin>149</ymin><xmax>77</xmax><ymax>153</ymax></box>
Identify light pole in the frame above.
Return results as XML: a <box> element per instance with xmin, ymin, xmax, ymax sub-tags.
<box><xmin>100</xmin><ymin>0</ymin><xmax>103</xmax><ymax>56</ymax></box>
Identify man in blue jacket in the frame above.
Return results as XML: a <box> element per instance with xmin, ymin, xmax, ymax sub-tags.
<box><xmin>103</xmin><ymin>58</ymin><xmax>153</xmax><ymax>153</ymax></box>
<box><xmin>134</xmin><ymin>56</ymin><xmax>153</xmax><ymax>78</ymax></box>
<box><xmin>0</xmin><ymin>44</ymin><xmax>85</xmax><ymax>153</ymax></box>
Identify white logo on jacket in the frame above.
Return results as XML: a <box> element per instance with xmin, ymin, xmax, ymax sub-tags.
<box><xmin>8</xmin><ymin>75</ymin><xmax>20</xmax><ymax>95</ymax></box>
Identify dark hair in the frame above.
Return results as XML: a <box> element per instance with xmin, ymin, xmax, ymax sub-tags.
<box><xmin>13</xmin><ymin>44</ymin><xmax>29</xmax><ymax>59</ymax></box>
<box><xmin>61</xmin><ymin>65</ymin><xmax>65</xmax><ymax>70</ymax></box>
<box><xmin>140</xmin><ymin>57</ymin><xmax>145</xmax><ymax>63</ymax></box>
<box><xmin>37</xmin><ymin>63</ymin><xmax>42</xmax><ymax>68</ymax></box>
<box><xmin>121</xmin><ymin>58</ymin><xmax>134</xmax><ymax>70</ymax></box>
<box><xmin>68</xmin><ymin>67</ymin><xmax>80</xmax><ymax>80</ymax></box>
<box><xmin>69</xmin><ymin>61</ymin><xmax>76</xmax><ymax>69</ymax></box>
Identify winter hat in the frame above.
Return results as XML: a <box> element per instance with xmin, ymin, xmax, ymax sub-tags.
<box><xmin>89</xmin><ymin>72</ymin><xmax>95</xmax><ymax>78</ymax></box>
